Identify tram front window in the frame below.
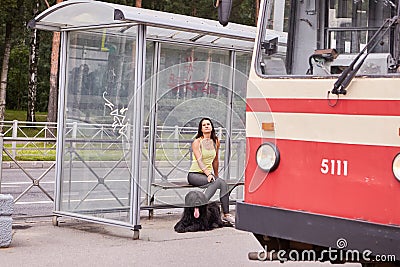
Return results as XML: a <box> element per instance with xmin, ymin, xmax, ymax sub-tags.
<box><xmin>327</xmin><ymin>0</ymin><xmax>397</xmax><ymax>54</ymax></box>
<box><xmin>257</xmin><ymin>0</ymin><xmax>400</xmax><ymax>77</ymax></box>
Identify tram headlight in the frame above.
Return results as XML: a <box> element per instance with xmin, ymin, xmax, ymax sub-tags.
<box><xmin>392</xmin><ymin>153</ymin><xmax>400</xmax><ymax>182</ymax></box>
<box><xmin>256</xmin><ymin>142</ymin><xmax>280</xmax><ymax>172</ymax></box>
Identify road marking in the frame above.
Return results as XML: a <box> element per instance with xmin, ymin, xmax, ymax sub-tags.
<box><xmin>15</xmin><ymin>201</ymin><xmax>53</xmax><ymax>205</ymax></box>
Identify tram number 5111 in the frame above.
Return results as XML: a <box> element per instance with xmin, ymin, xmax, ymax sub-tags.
<box><xmin>320</xmin><ymin>159</ymin><xmax>348</xmax><ymax>176</ymax></box>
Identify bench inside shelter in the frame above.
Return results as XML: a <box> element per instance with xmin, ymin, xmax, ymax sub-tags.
<box><xmin>144</xmin><ymin>179</ymin><xmax>244</xmax><ymax>218</ymax></box>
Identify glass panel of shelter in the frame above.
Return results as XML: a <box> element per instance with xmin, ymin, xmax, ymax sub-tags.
<box><xmin>142</xmin><ymin>42</ymin><xmax>252</xmax><ymax>206</ymax></box>
<box><xmin>60</xmin><ymin>26</ymin><xmax>252</xmax><ymax>214</ymax></box>
<box><xmin>139</xmin><ymin>41</ymin><xmax>155</xmax><ymax>206</ymax></box>
<box><xmin>61</xmin><ymin>29</ymin><xmax>137</xmax><ymax>222</ymax></box>
<box><xmin>231</xmin><ymin>51</ymin><xmax>251</xmax><ymax>187</ymax></box>
<box><xmin>148</xmin><ymin>43</ymin><xmax>231</xmax><ymax>205</ymax></box>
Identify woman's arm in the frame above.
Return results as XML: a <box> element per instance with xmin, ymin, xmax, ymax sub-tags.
<box><xmin>212</xmin><ymin>139</ymin><xmax>220</xmax><ymax>177</ymax></box>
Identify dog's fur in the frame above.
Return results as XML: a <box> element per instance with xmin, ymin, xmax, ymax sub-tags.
<box><xmin>174</xmin><ymin>191</ymin><xmax>232</xmax><ymax>233</ymax></box>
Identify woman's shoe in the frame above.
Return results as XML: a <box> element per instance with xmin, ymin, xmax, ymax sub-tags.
<box><xmin>222</xmin><ymin>213</ymin><xmax>235</xmax><ymax>225</ymax></box>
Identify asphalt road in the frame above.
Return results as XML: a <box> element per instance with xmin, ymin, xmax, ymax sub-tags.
<box><xmin>1</xmin><ymin>168</ymin><xmax>55</xmax><ymax>217</ymax></box>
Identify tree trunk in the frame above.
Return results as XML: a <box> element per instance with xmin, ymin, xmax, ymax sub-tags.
<box><xmin>135</xmin><ymin>0</ymin><xmax>142</xmax><ymax>8</ymax></box>
<box><xmin>27</xmin><ymin>1</ymin><xmax>40</xmax><ymax>122</ymax></box>
<box><xmin>47</xmin><ymin>32</ymin><xmax>60</xmax><ymax>125</ymax></box>
<box><xmin>47</xmin><ymin>0</ymin><xmax>62</xmax><ymax>132</ymax></box>
<box><xmin>255</xmin><ymin>0</ymin><xmax>260</xmax><ymax>26</ymax></box>
<box><xmin>0</xmin><ymin>22</ymin><xmax>12</xmax><ymax>128</ymax></box>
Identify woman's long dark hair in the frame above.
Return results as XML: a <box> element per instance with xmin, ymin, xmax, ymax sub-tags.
<box><xmin>195</xmin><ymin>117</ymin><xmax>218</xmax><ymax>145</ymax></box>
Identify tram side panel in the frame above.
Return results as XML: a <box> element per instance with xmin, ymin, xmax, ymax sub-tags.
<box><xmin>236</xmin><ymin>78</ymin><xmax>400</xmax><ymax>258</ymax></box>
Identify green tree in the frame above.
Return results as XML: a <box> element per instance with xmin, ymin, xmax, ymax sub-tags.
<box><xmin>141</xmin><ymin>0</ymin><xmax>257</xmax><ymax>26</ymax></box>
<box><xmin>27</xmin><ymin>0</ymin><xmax>40</xmax><ymax>122</ymax></box>
<box><xmin>0</xmin><ymin>0</ymin><xmax>20</xmax><ymax>124</ymax></box>
<box><xmin>0</xmin><ymin>0</ymin><xmax>55</xmax><ymax>123</ymax></box>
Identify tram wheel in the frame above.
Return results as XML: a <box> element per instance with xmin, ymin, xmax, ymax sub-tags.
<box><xmin>253</xmin><ymin>233</ymin><xmax>289</xmax><ymax>251</ymax></box>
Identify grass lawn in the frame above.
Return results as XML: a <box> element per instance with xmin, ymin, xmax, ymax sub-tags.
<box><xmin>2</xmin><ymin>110</ymin><xmax>53</xmax><ymax>138</ymax></box>
<box><xmin>2</xmin><ymin>110</ymin><xmax>53</xmax><ymax>161</ymax></box>
<box><xmin>5</xmin><ymin>110</ymin><xmax>48</xmax><ymax>122</ymax></box>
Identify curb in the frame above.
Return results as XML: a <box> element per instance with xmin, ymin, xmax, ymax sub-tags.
<box><xmin>2</xmin><ymin>161</ymin><xmax>56</xmax><ymax>169</ymax></box>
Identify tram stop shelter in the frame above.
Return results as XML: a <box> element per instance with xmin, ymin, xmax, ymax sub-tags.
<box><xmin>28</xmin><ymin>0</ymin><xmax>255</xmax><ymax>238</ymax></box>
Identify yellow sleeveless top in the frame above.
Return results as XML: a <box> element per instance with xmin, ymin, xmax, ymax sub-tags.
<box><xmin>189</xmin><ymin>138</ymin><xmax>216</xmax><ymax>173</ymax></box>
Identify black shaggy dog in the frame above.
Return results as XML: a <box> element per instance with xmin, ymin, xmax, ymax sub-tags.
<box><xmin>174</xmin><ymin>191</ymin><xmax>232</xmax><ymax>233</ymax></box>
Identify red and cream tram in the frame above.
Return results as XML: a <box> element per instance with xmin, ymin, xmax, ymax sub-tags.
<box><xmin>231</xmin><ymin>0</ymin><xmax>400</xmax><ymax>265</ymax></box>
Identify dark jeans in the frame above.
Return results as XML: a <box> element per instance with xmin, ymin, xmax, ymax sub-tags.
<box><xmin>187</xmin><ymin>172</ymin><xmax>229</xmax><ymax>213</ymax></box>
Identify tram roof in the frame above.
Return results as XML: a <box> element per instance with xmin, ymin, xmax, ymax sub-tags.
<box><xmin>28</xmin><ymin>0</ymin><xmax>256</xmax><ymax>50</ymax></box>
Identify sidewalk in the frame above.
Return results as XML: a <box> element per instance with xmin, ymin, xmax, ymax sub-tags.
<box><xmin>1</xmin><ymin>211</ymin><xmax>264</xmax><ymax>267</ymax></box>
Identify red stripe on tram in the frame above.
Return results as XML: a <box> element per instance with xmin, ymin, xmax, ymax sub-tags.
<box><xmin>246</xmin><ymin>98</ymin><xmax>400</xmax><ymax>116</ymax></box>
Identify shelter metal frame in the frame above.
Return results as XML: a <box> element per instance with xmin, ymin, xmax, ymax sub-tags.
<box><xmin>29</xmin><ymin>0</ymin><xmax>255</xmax><ymax>238</ymax></box>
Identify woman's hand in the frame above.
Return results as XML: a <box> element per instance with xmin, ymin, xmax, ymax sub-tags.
<box><xmin>207</xmin><ymin>174</ymin><xmax>215</xmax><ymax>183</ymax></box>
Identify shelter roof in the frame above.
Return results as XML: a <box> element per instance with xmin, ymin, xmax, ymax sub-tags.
<box><xmin>29</xmin><ymin>0</ymin><xmax>256</xmax><ymax>49</ymax></box>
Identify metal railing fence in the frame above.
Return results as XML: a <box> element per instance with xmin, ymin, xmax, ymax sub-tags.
<box><xmin>0</xmin><ymin>120</ymin><xmax>245</xmax><ymax>217</ymax></box>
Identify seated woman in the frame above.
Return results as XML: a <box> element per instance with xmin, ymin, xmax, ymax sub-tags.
<box><xmin>187</xmin><ymin>117</ymin><xmax>235</xmax><ymax>224</ymax></box>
